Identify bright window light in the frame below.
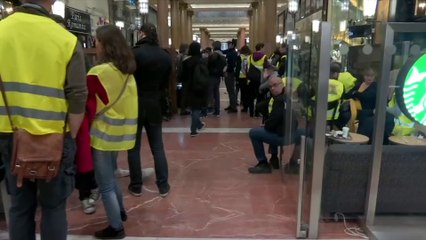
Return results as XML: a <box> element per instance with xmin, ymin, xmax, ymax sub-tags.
<box><xmin>363</xmin><ymin>0</ymin><xmax>378</xmax><ymax>18</ymax></box>
<box><xmin>288</xmin><ymin>0</ymin><xmax>298</xmax><ymax>14</ymax></box>
<box><xmin>312</xmin><ymin>20</ymin><xmax>320</xmax><ymax>33</ymax></box>
<box><xmin>139</xmin><ymin>0</ymin><xmax>149</xmax><ymax>14</ymax></box>
<box><xmin>52</xmin><ymin>0</ymin><xmax>65</xmax><ymax>18</ymax></box>
<box><xmin>339</xmin><ymin>20</ymin><xmax>347</xmax><ymax>32</ymax></box>
<box><xmin>115</xmin><ymin>21</ymin><xmax>124</xmax><ymax>29</ymax></box>
<box><xmin>276</xmin><ymin>35</ymin><xmax>282</xmax><ymax>43</ymax></box>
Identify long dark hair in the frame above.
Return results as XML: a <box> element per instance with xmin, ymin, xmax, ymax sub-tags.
<box><xmin>96</xmin><ymin>25</ymin><xmax>136</xmax><ymax>74</ymax></box>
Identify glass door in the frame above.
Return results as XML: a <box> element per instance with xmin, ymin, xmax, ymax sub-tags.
<box><xmin>285</xmin><ymin>21</ymin><xmax>332</xmax><ymax>238</ymax></box>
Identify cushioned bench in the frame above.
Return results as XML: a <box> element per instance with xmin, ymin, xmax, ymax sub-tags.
<box><xmin>321</xmin><ymin>144</ymin><xmax>426</xmax><ymax>217</ymax></box>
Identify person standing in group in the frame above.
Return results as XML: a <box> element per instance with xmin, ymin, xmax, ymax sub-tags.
<box><xmin>235</xmin><ymin>45</ymin><xmax>251</xmax><ymax>113</ymax></box>
<box><xmin>127</xmin><ymin>23</ymin><xmax>171</xmax><ymax>197</ymax></box>
<box><xmin>182</xmin><ymin>41</ymin><xmax>209</xmax><ymax>137</ymax></box>
<box><xmin>208</xmin><ymin>41</ymin><xmax>227</xmax><ymax>117</ymax></box>
<box><xmin>88</xmin><ymin>25</ymin><xmax>138</xmax><ymax>239</ymax></box>
<box><xmin>224</xmin><ymin>41</ymin><xmax>239</xmax><ymax>113</ymax></box>
<box><xmin>247</xmin><ymin>43</ymin><xmax>269</xmax><ymax>117</ymax></box>
<box><xmin>0</xmin><ymin>1</ymin><xmax>87</xmax><ymax>239</ymax></box>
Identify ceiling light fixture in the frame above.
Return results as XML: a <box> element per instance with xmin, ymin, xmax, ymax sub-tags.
<box><xmin>190</xmin><ymin>4</ymin><xmax>250</xmax><ymax>9</ymax></box>
<box><xmin>138</xmin><ymin>0</ymin><xmax>149</xmax><ymax>14</ymax></box>
<box><xmin>288</xmin><ymin>0</ymin><xmax>298</xmax><ymax>14</ymax></box>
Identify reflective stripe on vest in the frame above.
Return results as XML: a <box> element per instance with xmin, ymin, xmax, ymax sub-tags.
<box><xmin>89</xmin><ymin>63</ymin><xmax>138</xmax><ymax>151</ymax></box>
<box><xmin>239</xmin><ymin>55</ymin><xmax>249</xmax><ymax>78</ymax></box>
<box><xmin>0</xmin><ymin>12</ymin><xmax>76</xmax><ymax>134</ymax></box>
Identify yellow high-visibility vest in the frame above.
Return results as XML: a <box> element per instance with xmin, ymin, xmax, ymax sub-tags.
<box><xmin>389</xmin><ymin>95</ymin><xmax>414</xmax><ymax>136</ymax></box>
<box><xmin>247</xmin><ymin>55</ymin><xmax>266</xmax><ymax>72</ymax></box>
<box><xmin>0</xmin><ymin>12</ymin><xmax>77</xmax><ymax>134</ymax></box>
<box><xmin>338</xmin><ymin>72</ymin><xmax>357</xmax><ymax>93</ymax></box>
<box><xmin>89</xmin><ymin>63</ymin><xmax>138</xmax><ymax>151</ymax></box>
<box><xmin>307</xmin><ymin>79</ymin><xmax>344</xmax><ymax>120</ymax></box>
<box><xmin>239</xmin><ymin>54</ymin><xmax>249</xmax><ymax>78</ymax></box>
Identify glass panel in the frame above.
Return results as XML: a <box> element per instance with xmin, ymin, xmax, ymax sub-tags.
<box><xmin>366</xmin><ymin>24</ymin><xmax>426</xmax><ymax>239</ymax></box>
<box><xmin>290</xmin><ymin>15</ymin><xmax>329</xmax><ymax>239</ymax></box>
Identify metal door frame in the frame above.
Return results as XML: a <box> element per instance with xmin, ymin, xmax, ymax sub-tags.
<box><xmin>292</xmin><ymin>22</ymin><xmax>331</xmax><ymax>239</ymax></box>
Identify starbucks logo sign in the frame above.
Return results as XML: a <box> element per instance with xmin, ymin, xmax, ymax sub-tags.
<box><xmin>396</xmin><ymin>53</ymin><xmax>426</xmax><ymax>126</ymax></box>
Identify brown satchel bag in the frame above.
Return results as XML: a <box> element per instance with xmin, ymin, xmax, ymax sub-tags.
<box><xmin>0</xmin><ymin>76</ymin><xmax>66</xmax><ymax>187</ymax></box>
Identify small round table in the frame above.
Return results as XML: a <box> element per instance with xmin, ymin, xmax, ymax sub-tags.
<box><xmin>388</xmin><ymin>136</ymin><xmax>426</xmax><ymax>146</ymax></box>
<box><xmin>328</xmin><ymin>132</ymin><xmax>369</xmax><ymax>144</ymax></box>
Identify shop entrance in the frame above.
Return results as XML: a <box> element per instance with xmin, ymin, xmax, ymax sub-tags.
<box><xmin>283</xmin><ymin>22</ymin><xmax>332</xmax><ymax>238</ymax></box>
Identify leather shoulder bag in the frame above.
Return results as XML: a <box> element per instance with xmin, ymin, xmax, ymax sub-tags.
<box><xmin>0</xmin><ymin>75</ymin><xmax>66</xmax><ymax>187</ymax></box>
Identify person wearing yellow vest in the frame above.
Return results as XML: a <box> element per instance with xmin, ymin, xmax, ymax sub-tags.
<box><xmin>388</xmin><ymin>94</ymin><xmax>415</xmax><ymax>136</ymax></box>
<box><xmin>247</xmin><ymin>43</ymin><xmax>269</xmax><ymax>117</ymax></box>
<box><xmin>0</xmin><ymin>1</ymin><xmax>87</xmax><ymax>240</ymax></box>
<box><xmin>87</xmin><ymin>25</ymin><xmax>138</xmax><ymax>239</ymax></box>
<box><xmin>235</xmin><ymin>45</ymin><xmax>251</xmax><ymax>112</ymax></box>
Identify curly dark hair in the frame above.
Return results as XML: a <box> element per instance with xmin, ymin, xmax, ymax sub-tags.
<box><xmin>95</xmin><ymin>25</ymin><xmax>136</xmax><ymax>74</ymax></box>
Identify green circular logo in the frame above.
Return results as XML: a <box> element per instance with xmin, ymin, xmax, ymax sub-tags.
<box><xmin>396</xmin><ymin>53</ymin><xmax>426</xmax><ymax>126</ymax></box>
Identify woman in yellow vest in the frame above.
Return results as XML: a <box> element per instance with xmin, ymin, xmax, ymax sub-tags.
<box><xmin>88</xmin><ymin>25</ymin><xmax>138</xmax><ymax>239</ymax></box>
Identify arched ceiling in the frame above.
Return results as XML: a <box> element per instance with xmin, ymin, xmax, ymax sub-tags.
<box><xmin>183</xmin><ymin>0</ymin><xmax>287</xmax><ymax>41</ymax></box>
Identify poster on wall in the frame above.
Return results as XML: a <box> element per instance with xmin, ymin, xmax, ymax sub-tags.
<box><xmin>396</xmin><ymin>52</ymin><xmax>426</xmax><ymax>126</ymax></box>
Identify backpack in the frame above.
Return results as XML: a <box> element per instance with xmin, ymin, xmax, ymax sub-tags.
<box><xmin>192</xmin><ymin>58</ymin><xmax>210</xmax><ymax>92</ymax></box>
<box><xmin>247</xmin><ymin>56</ymin><xmax>262</xmax><ymax>83</ymax></box>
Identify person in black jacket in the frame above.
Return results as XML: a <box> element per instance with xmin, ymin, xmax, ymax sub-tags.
<box><xmin>182</xmin><ymin>41</ymin><xmax>209</xmax><ymax>137</ymax></box>
<box><xmin>127</xmin><ymin>23</ymin><xmax>171</xmax><ymax>197</ymax></box>
<box><xmin>248</xmin><ymin>76</ymin><xmax>286</xmax><ymax>174</ymax></box>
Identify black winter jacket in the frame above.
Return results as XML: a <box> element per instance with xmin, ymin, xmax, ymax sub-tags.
<box><xmin>133</xmin><ymin>38</ymin><xmax>172</xmax><ymax>124</ymax></box>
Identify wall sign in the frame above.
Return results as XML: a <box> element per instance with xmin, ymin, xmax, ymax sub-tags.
<box><xmin>396</xmin><ymin>52</ymin><xmax>426</xmax><ymax>126</ymax></box>
<box><xmin>64</xmin><ymin>6</ymin><xmax>91</xmax><ymax>35</ymax></box>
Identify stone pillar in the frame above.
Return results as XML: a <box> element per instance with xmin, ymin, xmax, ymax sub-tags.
<box><xmin>180</xmin><ymin>2</ymin><xmax>188</xmax><ymax>45</ymax></box>
<box><xmin>248</xmin><ymin>9</ymin><xmax>254</xmax><ymax>50</ymax></box>
<box><xmin>170</xmin><ymin>0</ymin><xmax>181</xmax><ymax>50</ymax></box>
<box><xmin>237</xmin><ymin>28</ymin><xmax>246</xmax><ymax>50</ymax></box>
<box><xmin>251</xmin><ymin>2</ymin><xmax>259</xmax><ymax>51</ymax></box>
<box><xmin>200</xmin><ymin>27</ymin><xmax>210</xmax><ymax>49</ymax></box>
<box><xmin>187</xmin><ymin>9</ymin><xmax>194</xmax><ymax>44</ymax></box>
<box><xmin>157</xmin><ymin>0</ymin><xmax>169</xmax><ymax>48</ymax></box>
<box><xmin>263</xmin><ymin>0</ymin><xmax>277</xmax><ymax>54</ymax></box>
<box><xmin>257</xmin><ymin>0</ymin><xmax>266</xmax><ymax>47</ymax></box>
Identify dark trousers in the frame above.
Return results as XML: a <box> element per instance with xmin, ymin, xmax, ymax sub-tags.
<box><xmin>237</xmin><ymin>78</ymin><xmax>248</xmax><ymax>109</ymax></box>
<box><xmin>224</xmin><ymin>73</ymin><xmax>237</xmax><ymax>109</ymax></box>
<box><xmin>0</xmin><ymin>134</ymin><xmax>76</xmax><ymax>240</ymax></box>
<box><xmin>249</xmin><ymin>128</ymin><xmax>283</xmax><ymax>162</ymax></box>
<box><xmin>212</xmin><ymin>76</ymin><xmax>221</xmax><ymax>115</ymax></box>
<box><xmin>127</xmin><ymin>120</ymin><xmax>169</xmax><ymax>190</ymax></box>
<box><xmin>75</xmin><ymin>170</ymin><xmax>97</xmax><ymax>201</ymax></box>
<box><xmin>247</xmin><ymin>81</ymin><xmax>260</xmax><ymax>117</ymax></box>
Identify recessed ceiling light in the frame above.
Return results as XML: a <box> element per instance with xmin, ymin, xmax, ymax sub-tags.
<box><xmin>190</xmin><ymin>4</ymin><xmax>251</xmax><ymax>9</ymax></box>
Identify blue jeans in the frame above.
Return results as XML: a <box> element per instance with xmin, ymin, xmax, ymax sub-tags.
<box><xmin>191</xmin><ymin>108</ymin><xmax>202</xmax><ymax>134</ymax></box>
<box><xmin>249</xmin><ymin>128</ymin><xmax>284</xmax><ymax>162</ymax></box>
<box><xmin>93</xmin><ymin>149</ymin><xmax>124</xmax><ymax>230</ymax></box>
<box><xmin>127</xmin><ymin>120</ymin><xmax>169</xmax><ymax>190</ymax></box>
<box><xmin>0</xmin><ymin>134</ymin><xmax>75</xmax><ymax>240</ymax></box>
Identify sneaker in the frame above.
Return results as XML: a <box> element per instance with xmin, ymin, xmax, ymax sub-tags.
<box><xmin>81</xmin><ymin>199</ymin><xmax>96</xmax><ymax>215</ymax></box>
<box><xmin>89</xmin><ymin>188</ymin><xmax>100</xmax><ymax>203</ymax></box>
<box><xmin>94</xmin><ymin>225</ymin><xmax>125</xmax><ymax>239</ymax></box>
<box><xmin>190</xmin><ymin>132</ymin><xmax>199</xmax><ymax>137</ymax></box>
<box><xmin>159</xmin><ymin>184</ymin><xmax>170</xmax><ymax>198</ymax></box>
<box><xmin>248</xmin><ymin>162</ymin><xmax>272</xmax><ymax>174</ymax></box>
<box><xmin>269</xmin><ymin>156</ymin><xmax>280</xmax><ymax>169</ymax></box>
<box><xmin>198</xmin><ymin>122</ymin><xmax>206</xmax><ymax>131</ymax></box>
<box><xmin>120</xmin><ymin>210</ymin><xmax>127</xmax><ymax>222</ymax></box>
<box><xmin>115</xmin><ymin>168</ymin><xmax>129</xmax><ymax>178</ymax></box>
<box><xmin>128</xmin><ymin>185</ymin><xmax>142</xmax><ymax>197</ymax></box>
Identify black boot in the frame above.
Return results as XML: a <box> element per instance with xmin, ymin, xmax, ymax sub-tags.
<box><xmin>94</xmin><ymin>226</ymin><xmax>125</xmax><ymax>239</ymax></box>
<box><xmin>248</xmin><ymin>161</ymin><xmax>272</xmax><ymax>174</ymax></box>
<box><xmin>269</xmin><ymin>156</ymin><xmax>280</xmax><ymax>169</ymax></box>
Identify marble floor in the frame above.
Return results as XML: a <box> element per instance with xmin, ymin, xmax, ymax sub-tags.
<box><xmin>0</xmin><ymin>89</ymin><xmax>365</xmax><ymax>239</ymax></box>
